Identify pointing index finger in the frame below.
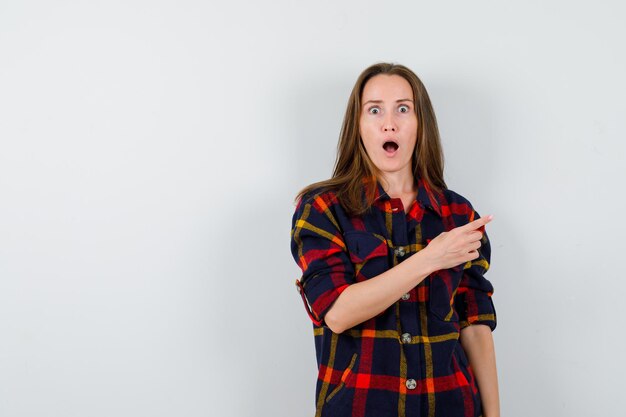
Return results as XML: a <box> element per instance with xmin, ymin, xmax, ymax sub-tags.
<box><xmin>460</xmin><ymin>214</ymin><xmax>494</xmax><ymax>234</ymax></box>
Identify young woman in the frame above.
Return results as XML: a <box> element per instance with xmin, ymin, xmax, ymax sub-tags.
<box><xmin>290</xmin><ymin>62</ymin><xmax>499</xmax><ymax>417</ymax></box>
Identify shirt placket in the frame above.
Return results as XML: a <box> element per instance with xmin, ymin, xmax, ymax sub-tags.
<box><xmin>378</xmin><ymin>198</ymin><xmax>423</xmax><ymax>400</ymax></box>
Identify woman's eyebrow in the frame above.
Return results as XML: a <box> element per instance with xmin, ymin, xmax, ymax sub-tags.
<box><xmin>362</xmin><ymin>98</ymin><xmax>414</xmax><ymax>106</ymax></box>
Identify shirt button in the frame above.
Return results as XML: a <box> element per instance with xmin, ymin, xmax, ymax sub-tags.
<box><xmin>406</xmin><ymin>379</ymin><xmax>417</xmax><ymax>390</ymax></box>
<box><xmin>401</xmin><ymin>293</ymin><xmax>410</xmax><ymax>301</ymax></box>
<box><xmin>401</xmin><ymin>333</ymin><xmax>412</xmax><ymax>344</ymax></box>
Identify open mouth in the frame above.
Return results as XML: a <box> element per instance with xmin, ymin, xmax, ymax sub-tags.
<box><xmin>383</xmin><ymin>140</ymin><xmax>399</xmax><ymax>154</ymax></box>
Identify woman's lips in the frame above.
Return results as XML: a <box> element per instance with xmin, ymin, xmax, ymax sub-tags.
<box><xmin>383</xmin><ymin>141</ymin><xmax>399</xmax><ymax>156</ymax></box>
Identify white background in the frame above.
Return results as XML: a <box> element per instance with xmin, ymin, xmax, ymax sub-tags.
<box><xmin>1</xmin><ymin>1</ymin><xmax>624</xmax><ymax>416</ymax></box>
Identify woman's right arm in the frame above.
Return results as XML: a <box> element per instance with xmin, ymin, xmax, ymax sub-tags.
<box><xmin>325</xmin><ymin>215</ymin><xmax>493</xmax><ymax>334</ymax></box>
<box><xmin>324</xmin><ymin>249</ymin><xmax>434</xmax><ymax>333</ymax></box>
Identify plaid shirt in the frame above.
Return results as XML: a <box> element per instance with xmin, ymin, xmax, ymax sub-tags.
<box><xmin>290</xmin><ymin>175</ymin><xmax>497</xmax><ymax>417</ymax></box>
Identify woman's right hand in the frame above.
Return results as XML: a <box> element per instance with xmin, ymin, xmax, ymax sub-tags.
<box><xmin>420</xmin><ymin>214</ymin><xmax>494</xmax><ymax>273</ymax></box>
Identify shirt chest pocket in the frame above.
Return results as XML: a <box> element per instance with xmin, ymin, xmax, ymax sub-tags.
<box><xmin>343</xmin><ymin>230</ymin><xmax>390</xmax><ymax>281</ymax></box>
<box><xmin>429</xmin><ymin>268</ymin><xmax>463</xmax><ymax>322</ymax></box>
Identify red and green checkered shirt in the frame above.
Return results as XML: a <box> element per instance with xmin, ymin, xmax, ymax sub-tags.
<box><xmin>290</xmin><ymin>175</ymin><xmax>497</xmax><ymax>417</ymax></box>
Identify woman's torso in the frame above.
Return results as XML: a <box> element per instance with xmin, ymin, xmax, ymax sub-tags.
<box><xmin>292</xmin><ymin>176</ymin><xmax>495</xmax><ymax>417</ymax></box>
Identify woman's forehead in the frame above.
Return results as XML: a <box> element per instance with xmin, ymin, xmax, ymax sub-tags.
<box><xmin>362</xmin><ymin>74</ymin><xmax>413</xmax><ymax>102</ymax></box>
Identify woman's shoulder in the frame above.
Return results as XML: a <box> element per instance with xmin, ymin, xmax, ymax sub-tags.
<box><xmin>442</xmin><ymin>188</ymin><xmax>472</xmax><ymax>205</ymax></box>
<box><xmin>441</xmin><ymin>187</ymin><xmax>478</xmax><ymax>218</ymax></box>
<box><xmin>291</xmin><ymin>184</ymin><xmax>346</xmax><ymax>235</ymax></box>
<box><xmin>295</xmin><ymin>184</ymin><xmax>341</xmax><ymax>210</ymax></box>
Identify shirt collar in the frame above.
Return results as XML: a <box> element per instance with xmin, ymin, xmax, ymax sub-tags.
<box><xmin>361</xmin><ymin>174</ymin><xmax>443</xmax><ymax>217</ymax></box>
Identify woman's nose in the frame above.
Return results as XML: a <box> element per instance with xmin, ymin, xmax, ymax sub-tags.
<box><xmin>383</xmin><ymin>119</ymin><xmax>396</xmax><ymax>132</ymax></box>
<box><xmin>383</xmin><ymin>112</ymin><xmax>397</xmax><ymax>132</ymax></box>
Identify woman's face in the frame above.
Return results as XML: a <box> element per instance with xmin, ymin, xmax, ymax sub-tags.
<box><xmin>359</xmin><ymin>74</ymin><xmax>417</xmax><ymax>177</ymax></box>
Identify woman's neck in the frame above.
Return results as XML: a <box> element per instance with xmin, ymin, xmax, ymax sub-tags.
<box><xmin>379</xmin><ymin>172</ymin><xmax>416</xmax><ymax>198</ymax></box>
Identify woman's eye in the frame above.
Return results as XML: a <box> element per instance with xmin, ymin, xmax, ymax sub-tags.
<box><xmin>399</xmin><ymin>105</ymin><xmax>410</xmax><ymax>113</ymax></box>
<box><xmin>369</xmin><ymin>107</ymin><xmax>380</xmax><ymax>114</ymax></box>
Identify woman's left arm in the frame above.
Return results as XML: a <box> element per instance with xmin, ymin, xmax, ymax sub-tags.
<box><xmin>460</xmin><ymin>324</ymin><xmax>500</xmax><ymax>417</ymax></box>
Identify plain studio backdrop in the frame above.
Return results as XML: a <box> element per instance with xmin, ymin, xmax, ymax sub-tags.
<box><xmin>1</xmin><ymin>1</ymin><xmax>624</xmax><ymax>416</ymax></box>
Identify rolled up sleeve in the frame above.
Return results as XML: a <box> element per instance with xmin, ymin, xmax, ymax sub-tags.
<box><xmin>290</xmin><ymin>194</ymin><xmax>354</xmax><ymax>327</ymax></box>
<box><xmin>454</xmin><ymin>207</ymin><xmax>497</xmax><ymax>331</ymax></box>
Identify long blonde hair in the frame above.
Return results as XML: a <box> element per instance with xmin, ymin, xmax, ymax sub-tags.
<box><xmin>294</xmin><ymin>62</ymin><xmax>447</xmax><ymax>217</ymax></box>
